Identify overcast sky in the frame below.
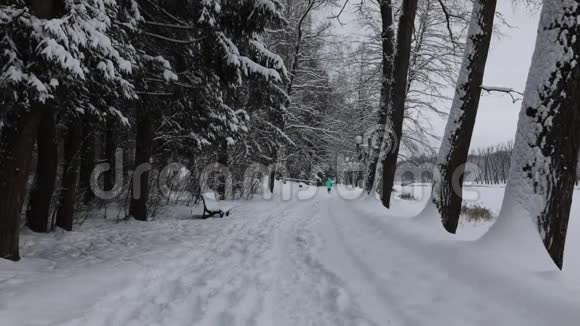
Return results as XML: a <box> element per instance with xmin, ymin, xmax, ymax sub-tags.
<box><xmin>324</xmin><ymin>0</ymin><xmax>541</xmax><ymax>151</ymax></box>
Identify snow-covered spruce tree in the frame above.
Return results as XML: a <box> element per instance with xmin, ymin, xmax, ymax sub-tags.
<box><xmin>56</xmin><ymin>1</ymin><xmax>138</xmax><ymax>231</ymax></box>
<box><xmin>126</xmin><ymin>0</ymin><xmax>286</xmax><ymax>217</ymax></box>
<box><xmin>483</xmin><ymin>0</ymin><xmax>580</xmax><ymax>270</ymax></box>
<box><xmin>227</xmin><ymin>70</ymin><xmax>289</xmax><ymax>197</ymax></box>
<box><xmin>11</xmin><ymin>0</ymin><xmax>60</xmax><ymax>235</ymax></box>
<box><xmin>377</xmin><ymin>0</ymin><xmax>419</xmax><ymax>207</ymax></box>
<box><xmin>364</xmin><ymin>0</ymin><xmax>394</xmax><ymax>194</ymax></box>
<box><xmin>0</xmin><ymin>0</ymin><xmax>136</xmax><ymax>258</ymax></box>
<box><xmin>429</xmin><ymin>0</ymin><xmax>497</xmax><ymax>234</ymax></box>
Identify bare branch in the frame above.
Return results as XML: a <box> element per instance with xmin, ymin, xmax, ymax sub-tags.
<box><xmin>143</xmin><ymin>20</ymin><xmax>195</xmax><ymax>30</ymax></box>
<box><xmin>328</xmin><ymin>0</ymin><xmax>351</xmax><ymax>26</ymax></box>
<box><xmin>142</xmin><ymin>31</ymin><xmax>203</xmax><ymax>44</ymax></box>
<box><xmin>436</xmin><ymin>0</ymin><xmax>462</xmax><ymax>51</ymax></box>
<box><xmin>480</xmin><ymin>85</ymin><xmax>524</xmax><ymax>103</ymax></box>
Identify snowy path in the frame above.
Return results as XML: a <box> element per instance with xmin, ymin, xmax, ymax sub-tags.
<box><xmin>1</xmin><ymin>185</ymin><xmax>580</xmax><ymax>325</ymax></box>
<box><xmin>318</xmin><ymin>196</ymin><xmax>580</xmax><ymax>326</ymax></box>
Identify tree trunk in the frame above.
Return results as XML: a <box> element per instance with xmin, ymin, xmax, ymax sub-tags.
<box><xmin>56</xmin><ymin>121</ymin><xmax>82</xmax><ymax>231</ymax></box>
<box><xmin>30</xmin><ymin>0</ymin><xmax>61</xmax><ymax>17</ymax></box>
<box><xmin>431</xmin><ymin>0</ymin><xmax>497</xmax><ymax>234</ymax></box>
<box><xmin>79</xmin><ymin>116</ymin><xmax>95</xmax><ymax>204</ymax></box>
<box><xmin>104</xmin><ymin>118</ymin><xmax>116</xmax><ymax>192</ymax></box>
<box><xmin>364</xmin><ymin>0</ymin><xmax>394</xmax><ymax>194</ymax></box>
<box><xmin>217</xmin><ymin>140</ymin><xmax>228</xmax><ymax>200</ymax></box>
<box><xmin>269</xmin><ymin>106</ymin><xmax>284</xmax><ymax>194</ymax></box>
<box><xmin>485</xmin><ymin>1</ymin><xmax>580</xmax><ymax>270</ymax></box>
<box><xmin>26</xmin><ymin>107</ymin><xmax>58</xmax><ymax>232</ymax></box>
<box><xmin>129</xmin><ymin>108</ymin><xmax>153</xmax><ymax>221</ymax></box>
<box><xmin>379</xmin><ymin>0</ymin><xmax>419</xmax><ymax>208</ymax></box>
<box><xmin>269</xmin><ymin>170</ymin><xmax>276</xmax><ymax>193</ymax></box>
<box><xmin>0</xmin><ymin>109</ymin><xmax>42</xmax><ymax>260</ymax></box>
<box><xmin>0</xmin><ymin>0</ymin><xmax>59</xmax><ymax>262</ymax></box>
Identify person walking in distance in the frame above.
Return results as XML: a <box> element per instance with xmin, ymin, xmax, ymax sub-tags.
<box><xmin>326</xmin><ymin>177</ymin><xmax>333</xmax><ymax>194</ymax></box>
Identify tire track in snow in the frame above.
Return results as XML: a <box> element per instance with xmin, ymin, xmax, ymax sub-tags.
<box><xmin>59</xmin><ymin>201</ymin><xmax>293</xmax><ymax>326</ymax></box>
<box><xmin>268</xmin><ymin>198</ymin><xmax>376</xmax><ymax>326</ymax></box>
<box><xmin>327</xmin><ymin>197</ymin><xmax>580</xmax><ymax>326</ymax></box>
<box><xmin>325</xmin><ymin>198</ymin><xmax>519</xmax><ymax>326</ymax></box>
<box><xmin>320</xmin><ymin>198</ymin><xmax>415</xmax><ymax>326</ymax></box>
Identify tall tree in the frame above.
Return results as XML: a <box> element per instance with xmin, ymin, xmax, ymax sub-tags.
<box><xmin>268</xmin><ymin>0</ymin><xmax>328</xmax><ymax>192</ymax></box>
<box><xmin>56</xmin><ymin>119</ymin><xmax>82</xmax><ymax>231</ymax></box>
<box><xmin>129</xmin><ymin>103</ymin><xmax>153</xmax><ymax>221</ymax></box>
<box><xmin>431</xmin><ymin>0</ymin><xmax>497</xmax><ymax>233</ymax></box>
<box><xmin>0</xmin><ymin>110</ymin><xmax>42</xmax><ymax>260</ymax></box>
<box><xmin>78</xmin><ymin>115</ymin><xmax>96</xmax><ymax>204</ymax></box>
<box><xmin>353</xmin><ymin>0</ymin><xmax>468</xmax><ymax>174</ymax></box>
<box><xmin>378</xmin><ymin>0</ymin><xmax>419</xmax><ymax>207</ymax></box>
<box><xmin>364</xmin><ymin>0</ymin><xmax>394</xmax><ymax>194</ymax></box>
<box><xmin>0</xmin><ymin>0</ymin><xmax>58</xmax><ymax>259</ymax></box>
<box><xmin>484</xmin><ymin>0</ymin><xmax>580</xmax><ymax>270</ymax></box>
<box><xmin>0</xmin><ymin>0</ymin><xmax>137</xmax><ymax>257</ymax></box>
<box><xmin>26</xmin><ymin>104</ymin><xmax>58</xmax><ymax>232</ymax></box>
<box><xmin>126</xmin><ymin>0</ymin><xmax>287</xmax><ymax>217</ymax></box>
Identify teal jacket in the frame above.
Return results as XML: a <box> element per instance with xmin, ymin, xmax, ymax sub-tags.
<box><xmin>326</xmin><ymin>179</ymin><xmax>333</xmax><ymax>189</ymax></box>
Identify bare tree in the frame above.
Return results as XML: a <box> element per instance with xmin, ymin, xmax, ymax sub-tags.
<box><xmin>378</xmin><ymin>0</ymin><xmax>419</xmax><ymax>207</ymax></box>
<box><xmin>364</xmin><ymin>0</ymin><xmax>394</xmax><ymax>193</ymax></box>
<box><xmin>267</xmin><ymin>0</ymin><xmax>332</xmax><ymax>192</ymax></box>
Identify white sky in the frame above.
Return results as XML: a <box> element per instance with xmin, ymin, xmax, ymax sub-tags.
<box><xmin>323</xmin><ymin>0</ymin><xmax>541</xmax><ymax>151</ymax></box>
<box><xmin>472</xmin><ymin>1</ymin><xmax>540</xmax><ymax>149</ymax></box>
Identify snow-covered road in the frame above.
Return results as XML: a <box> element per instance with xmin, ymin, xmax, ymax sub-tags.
<box><xmin>1</xmin><ymin>185</ymin><xmax>580</xmax><ymax>326</ymax></box>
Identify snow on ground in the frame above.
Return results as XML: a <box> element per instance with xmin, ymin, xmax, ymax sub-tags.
<box><xmin>1</xmin><ymin>182</ymin><xmax>579</xmax><ymax>325</ymax></box>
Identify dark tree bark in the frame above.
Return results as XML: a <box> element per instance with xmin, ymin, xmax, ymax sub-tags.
<box><xmin>432</xmin><ymin>0</ymin><xmax>497</xmax><ymax>234</ymax></box>
<box><xmin>79</xmin><ymin>116</ymin><xmax>95</xmax><ymax>204</ymax></box>
<box><xmin>104</xmin><ymin>118</ymin><xmax>116</xmax><ymax>192</ymax></box>
<box><xmin>380</xmin><ymin>0</ymin><xmax>419</xmax><ymax>208</ymax></box>
<box><xmin>364</xmin><ymin>0</ymin><xmax>394</xmax><ymax>194</ymax></box>
<box><xmin>129</xmin><ymin>108</ymin><xmax>153</xmax><ymax>221</ymax></box>
<box><xmin>26</xmin><ymin>107</ymin><xmax>58</xmax><ymax>233</ymax></box>
<box><xmin>217</xmin><ymin>140</ymin><xmax>228</xmax><ymax>200</ymax></box>
<box><xmin>529</xmin><ymin>7</ymin><xmax>580</xmax><ymax>270</ymax></box>
<box><xmin>0</xmin><ymin>0</ymin><xmax>58</xmax><ymax>260</ymax></box>
<box><xmin>56</xmin><ymin>121</ymin><xmax>82</xmax><ymax>231</ymax></box>
<box><xmin>488</xmin><ymin>1</ymin><xmax>580</xmax><ymax>270</ymax></box>
<box><xmin>0</xmin><ymin>110</ymin><xmax>42</xmax><ymax>260</ymax></box>
<box><xmin>269</xmin><ymin>170</ymin><xmax>276</xmax><ymax>193</ymax></box>
<box><xmin>30</xmin><ymin>0</ymin><xmax>62</xmax><ymax>17</ymax></box>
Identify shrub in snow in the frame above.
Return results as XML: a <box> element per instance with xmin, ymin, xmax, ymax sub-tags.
<box><xmin>461</xmin><ymin>204</ymin><xmax>494</xmax><ymax>223</ymax></box>
<box><xmin>399</xmin><ymin>192</ymin><xmax>416</xmax><ymax>201</ymax></box>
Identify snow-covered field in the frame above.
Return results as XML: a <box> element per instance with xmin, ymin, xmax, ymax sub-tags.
<box><xmin>1</xmin><ymin>183</ymin><xmax>579</xmax><ymax>326</ymax></box>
